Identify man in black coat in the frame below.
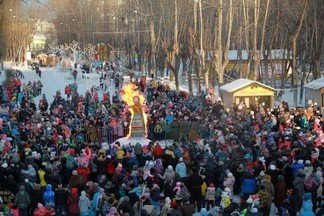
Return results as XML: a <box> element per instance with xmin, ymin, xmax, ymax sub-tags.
<box><xmin>55</xmin><ymin>183</ymin><xmax>68</xmax><ymax>216</ymax></box>
<box><xmin>186</xmin><ymin>167</ymin><xmax>204</xmax><ymax>212</ymax></box>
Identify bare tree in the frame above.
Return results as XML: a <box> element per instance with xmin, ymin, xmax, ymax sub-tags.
<box><xmin>213</xmin><ymin>0</ymin><xmax>233</xmax><ymax>85</ymax></box>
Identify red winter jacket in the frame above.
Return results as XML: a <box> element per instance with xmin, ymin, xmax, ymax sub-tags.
<box><xmin>67</xmin><ymin>188</ymin><xmax>79</xmax><ymax>214</ymax></box>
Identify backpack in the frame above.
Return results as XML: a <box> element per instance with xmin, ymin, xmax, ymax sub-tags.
<box><xmin>15</xmin><ymin>193</ymin><xmax>30</xmax><ymax>209</ymax></box>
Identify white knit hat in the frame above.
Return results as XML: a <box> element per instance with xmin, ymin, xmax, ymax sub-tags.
<box><xmin>298</xmin><ymin>159</ymin><xmax>304</xmax><ymax>165</ymax></box>
<box><xmin>227</xmin><ymin>172</ymin><xmax>233</xmax><ymax>178</ymax></box>
<box><xmin>224</xmin><ymin>187</ymin><xmax>231</xmax><ymax>192</ymax></box>
<box><xmin>250</xmin><ymin>207</ymin><xmax>258</xmax><ymax>213</ymax></box>
<box><xmin>1</xmin><ymin>162</ymin><xmax>8</xmax><ymax>168</ymax></box>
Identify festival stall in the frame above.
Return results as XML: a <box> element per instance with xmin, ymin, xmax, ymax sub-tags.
<box><xmin>220</xmin><ymin>78</ymin><xmax>275</xmax><ymax>109</ymax></box>
<box><xmin>304</xmin><ymin>77</ymin><xmax>324</xmax><ymax>113</ymax></box>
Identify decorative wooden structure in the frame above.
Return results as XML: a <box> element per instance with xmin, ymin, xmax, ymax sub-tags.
<box><xmin>304</xmin><ymin>77</ymin><xmax>324</xmax><ymax>113</ymax></box>
<box><xmin>220</xmin><ymin>78</ymin><xmax>275</xmax><ymax>109</ymax></box>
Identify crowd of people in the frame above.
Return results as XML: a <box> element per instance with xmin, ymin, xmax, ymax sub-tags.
<box><xmin>0</xmin><ymin>66</ymin><xmax>323</xmax><ymax>216</ymax></box>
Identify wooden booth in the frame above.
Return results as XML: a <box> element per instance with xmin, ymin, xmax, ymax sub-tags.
<box><xmin>304</xmin><ymin>77</ymin><xmax>324</xmax><ymax>113</ymax></box>
<box><xmin>220</xmin><ymin>78</ymin><xmax>275</xmax><ymax>109</ymax></box>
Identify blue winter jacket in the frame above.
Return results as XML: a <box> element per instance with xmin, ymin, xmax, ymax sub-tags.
<box><xmin>175</xmin><ymin>162</ymin><xmax>187</xmax><ymax>178</ymax></box>
<box><xmin>299</xmin><ymin>200</ymin><xmax>315</xmax><ymax>216</ymax></box>
<box><xmin>242</xmin><ymin>178</ymin><xmax>256</xmax><ymax>194</ymax></box>
<box><xmin>43</xmin><ymin>184</ymin><xmax>55</xmax><ymax>206</ymax></box>
<box><xmin>291</xmin><ymin>163</ymin><xmax>305</xmax><ymax>177</ymax></box>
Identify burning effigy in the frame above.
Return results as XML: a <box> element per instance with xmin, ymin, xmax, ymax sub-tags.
<box><xmin>120</xmin><ymin>83</ymin><xmax>147</xmax><ymax>138</ymax></box>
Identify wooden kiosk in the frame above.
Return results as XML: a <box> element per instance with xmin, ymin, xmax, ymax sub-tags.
<box><xmin>304</xmin><ymin>77</ymin><xmax>324</xmax><ymax>113</ymax></box>
<box><xmin>220</xmin><ymin>78</ymin><xmax>275</xmax><ymax>109</ymax></box>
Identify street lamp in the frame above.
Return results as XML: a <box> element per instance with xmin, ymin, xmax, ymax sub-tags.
<box><xmin>60</xmin><ymin>22</ymin><xmax>71</xmax><ymax>42</ymax></box>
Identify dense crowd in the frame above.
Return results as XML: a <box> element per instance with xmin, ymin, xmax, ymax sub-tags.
<box><xmin>0</xmin><ymin>68</ymin><xmax>323</xmax><ymax>216</ymax></box>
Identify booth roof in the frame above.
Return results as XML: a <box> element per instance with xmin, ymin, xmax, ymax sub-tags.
<box><xmin>304</xmin><ymin>77</ymin><xmax>324</xmax><ymax>90</ymax></box>
<box><xmin>220</xmin><ymin>78</ymin><xmax>275</xmax><ymax>93</ymax></box>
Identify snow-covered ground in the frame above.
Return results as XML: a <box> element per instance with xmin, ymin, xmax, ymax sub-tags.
<box><xmin>12</xmin><ymin>66</ymin><xmax>116</xmax><ymax>104</ymax></box>
<box><xmin>3</xmin><ymin>62</ymin><xmax>304</xmax><ymax>110</ymax></box>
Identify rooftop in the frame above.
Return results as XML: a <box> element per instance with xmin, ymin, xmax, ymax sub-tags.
<box><xmin>304</xmin><ymin>77</ymin><xmax>324</xmax><ymax>90</ymax></box>
<box><xmin>220</xmin><ymin>78</ymin><xmax>275</xmax><ymax>92</ymax></box>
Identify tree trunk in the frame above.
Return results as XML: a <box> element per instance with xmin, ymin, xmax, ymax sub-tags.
<box><xmin>195</xmin><ymin>57</ymin><xmax>201</xmax><ymax>92</ymax></box>
<box><xmin>188</xmin><ymin>58</ymin><xmax>193</xmax><ymax>95</ymax></box>
<box><xmin>214</xmin><ymin>0</ymin><xmax>223</xmax><ymax>84</ymax></box>
<box><xmin>251</xmin><ymin>0</ymin><xmax>260</xmax><ymax>81</ymax></box>
<box><xmin>260</xmin><ymin>0</ymin><xmax>270</xmax><ymax>84</ymax></box>
<box><xmin>213</xmin><ymin>0</ymin><xmax>232</xmax><ymax>85</ymax></box>
<box><xmin>291</xmin><ymin>38</ymin><xmax>297</xmax><ymax>87</ymax></box>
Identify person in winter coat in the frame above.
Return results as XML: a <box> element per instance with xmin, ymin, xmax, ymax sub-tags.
<box><xmin>33</xmin><ymin>203</ymin><xmax>48</xmax><ymax>216</ymax></box>
<box><xmin>181</xmin><ymin>197</ymin><xmax>195</xmax><ymax>216</ymax></box>
<box><xmin>78</xmin><ymin>191</ymin><xmax>91</xmax><ymax>216</ymax></box>
<box><xmin>292</xmin><ymin>160</ymin><xmax>305</xmax><ymax>177</ymax></box>
<box><xmin>21</xmin><ymin>164</ymin><xmax>37</xmax><ymax>182</ymax></box>
<box><xmin>153</xmin><ymin>143</ymin><xmax>163</xmax><ymax>158</ymax></box>
<box><xmin>283</xmin><ymin>165</ymin><xmax>295</xmax><ymax>190</ymax></box>
<box><xmin>43</xmin><ymin>184</ymin><xmax>55</xmax><ymax>207</ymax></box>
<box><xmin>233</xmin><ymin>164</ymin><xmax>244</xmax><ymax>195</ymax></box>
<box><xmin>290</xmin><ymin>171</ymin><xmax>306</xmax><ymax>215</ymax></box>
<box><xmin>304</xmin><ymin>160</ymin><xmax>313</xmax><ymax>179</ymax></box>
<box><xmin>293</xmin><ymin>169</ymin><xmax>306</xmax><ymax>202</ymax></box>
<box><xmin>241</xmin><ymin>173</ymin><xmax>257</xmax><ymax>197</ymax></box>
<box><xmin>134</xmin><ymin>142</ymin><xmax>143</xmax><ymax>163</ymax></box>
<box><xmin>275</xmin><ymin>175</ymin><xmax>286</xmax><ymax>216</ymax></box>
<box><xmin>153</xmin><ymin>158</ymin><xmax>164</xmax><ymax>174</ymax></box>
<box><xmin>158</xmin><ymin>165</ymin><xmax>176</xmax><ymax>186</ymax></box>
<box><xmin>116</xmin><ymin>146</ymin><xmax>125</xmax><ymax>160</ymax></box>
<box><xmin>94</xmin><ymin>149</ymin><xmax>109</xmax><ymax>181</ymax></box>
<box><xmin>175</xmin><ymin>157</ymin><xmax>187</xmax><ymax>180</ymax></box>
<box><xmin>158</xmin><ymin>165</ymin><xmax>176</xmax><ymax>198</ymax></box>
<box><xmin>38</xmin><ymin>165</ymin><xmax>47</xmax><ymax>189</ymax></box>
<box><xmin>315</xmin><ymin>169</ymin><xmax>323</xmax><ymax>210</ymax></box>
<box><xmin>223</xmin><ymin>196</ymin><xmax>241</xmax><ymax>216</ymax></box>
<box><xmin>259</xmin><ymin>175</ymin><xmax>274</xmax><ymax>199</ymax></box>
<box><xmin>92</xmin><ymin>187</ymin><xmax>105</xmax><ymax>214</ymax></box>
<box><xmin>117</xmin><ymin>196</ymin><xmax>133</xmax><ymax>215</ymax></box>
<box><xmin>55</xmin><ymin>183</ymin><xmax>68</xmax><ymax>216</ymax></box>
<box><xmin>206</xmin><ymin>183</ymin><xmax>216</xmax><ymax>211</ymax></box>
<box><xmin>223</xmin><ymin>172</ymin><xmax>235</xmax><ymax>192</ymax></box>
<box><xmin>72</xmin><ymin>70</ymin><xmax>78</xmax><ymax>81</ymax></box>
<box><xmin>76</xmin><ymin>165</ymin><xmax>91</xmax><ymax>186</ymax></box>
<box><xmin>266</xmin><ymin>164</ymin><xmax>281</xmax><ymax>186</ymax></box>
<box><xmin>205</xmin><ymin>156</ymin><xmax>217</xmax><ymax>185</ymax></box>
<box><xmin>30</xmin><ymin>184</ymin><xmax>42</xmax><ymax>213</ymax></box>
<box><xmin>69</xmin><ymin>170</ymin><xmax>83</xmax><ymax>189</ymax></box>
<box><xmin>14</xmin><ymin>185</ymin><xmax>31</xmax><ymax>216</ymax></box>
<box><xmin>67</xmin><ymin>188</ymin><xmax>79</xmax><ymax>216</ymax></box>
<box><xmin>299</xmin><ymin>192</ymin><xmax>315</xmax><ymax>216</ymax></box>
<box><xmin>187</xmin><ymin>167</ymin><xmax>204</xmax><ymax>212</ymax></box>
<box><xmin>258</xmin><ymin>185</ymin><xmax>272</xmax><ymax>216</ymax></box>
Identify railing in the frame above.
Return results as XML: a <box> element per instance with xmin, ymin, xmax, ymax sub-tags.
<box><xmin>86</xmin><ymin>127</ymin><xmax>180</xmax><ymax>144</ymax></box>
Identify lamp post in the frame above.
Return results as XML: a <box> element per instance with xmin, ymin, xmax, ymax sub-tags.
<box><xmin>60</xmin><ymin>22</ymin><xmax>71</xmax><ymax>42</ymax></box>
